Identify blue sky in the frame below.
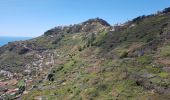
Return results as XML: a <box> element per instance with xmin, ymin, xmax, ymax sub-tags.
<box><xmin>0</xmin><ymin>0</ymin><xmax>170</xmax><ymax>37</ymax></box>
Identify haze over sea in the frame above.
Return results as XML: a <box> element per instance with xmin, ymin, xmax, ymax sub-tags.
<box><xmin>0</xmin><ymin>37</ymin><xmax>32</xmax><ymax>47</ymax></box>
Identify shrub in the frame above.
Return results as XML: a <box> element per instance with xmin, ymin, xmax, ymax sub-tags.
<box><xmin>137</xmin><ymin>55</ymin><xmax>152</xmax><ymax>64</ymax></box>
<box><xmin>77</xmin><ymin>46</ymin><xmax>82</xmax><ymax>51</ymax></box>
<box><xmin>163</xmin><ymin>7</ymin><xmax>170</xmax><ymax>13</ymax></box>
<box><xmin>18</xmin><ymin>48</ymin><xmax>29</xmax><ymax>55</ymax></box>
<box><xmin>97</xmin><ymin>83</ymin><xmax>107</xmax><ymax>91</ymax></box>
<box><xmin>145</xmin><ymin>65</ymin><xmax>161</xmax><ymax>73</ymax></box>
<box><xmin>132</xmin><ymin>15</ymin><xmax>146</xmax><ymax>23</ymax></box>
<box><xmin>120</xmin><ymin>51</ymin><xmax>128</xmax><ymax>58</ymax></box>
<box><xmin>159</xmin><ymin>72</ymin><xmax>169</xmax><ymax>78</ymax></box>
<box><xmin>17</xmin><ymin>80</ymin><xmax>26</xmax><ymax>94</ymax></box>
<box><xmin>93</xmin><ymin>31</ymin><xmax>107</xmax><ymax>46</ymax></box>
<box><xmin>18</xmin><ymin>86</ymin><xmax>25</xmax><ymax>94</ymax></box>
<box><xmin>160</xmin><ymin>45</ymin><xmax>170</xmax><ymax>57</ymax></box>
<box><xmin>47</xmin><ymin>73</ymin><xmax>54</xmax><ymax>81</ymax></box>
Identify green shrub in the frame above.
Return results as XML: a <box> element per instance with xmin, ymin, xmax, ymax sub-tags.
<box><xmin>137</xmin><ymin>55</ymin><xmax>152</xmax><ymax>64</ymax></box>
<box><xmin>159</xmin><ymin>72</ymin><xmax>169</xmax><ymax>78</ymax></box>
<box><xmin>17</xmin><ymin>80</ymin><xmax>26</xmax><ymax>94</ymax></box>
<box><xmin>160</xmin><ymin>45</ymin><xmax>170</xmax><ymax>57</ymax></box>
<box><xmin>120</xmin><ymin>51</ymin><xmax>128</xmax><ymax>58</ymax></box>
<box><xmin>145</xmin><ymin>65</ymin><xmax>161</xmax><ymax>73</ymax></box>
<box><xmin>93</xmin><ymin>31</ymin><xmax>107</xmax><ymax>46</ymax></box>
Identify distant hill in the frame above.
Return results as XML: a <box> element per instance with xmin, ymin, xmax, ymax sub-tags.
<box><xmin>0</xmin><ymin>7</ymin><xmax>170</xmax><ymax>100</ymax></box>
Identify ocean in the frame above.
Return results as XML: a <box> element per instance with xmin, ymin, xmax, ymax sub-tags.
<box><xmin>0</xmin><ymin>37</ymin><xmax>32</xmax><ymax>47</ymax></box>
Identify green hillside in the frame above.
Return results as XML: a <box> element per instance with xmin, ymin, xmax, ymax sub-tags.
<box><xmin>0</xmin><ymin>7</ymin><xmax>170</xmax><ymax>100</ymax></box>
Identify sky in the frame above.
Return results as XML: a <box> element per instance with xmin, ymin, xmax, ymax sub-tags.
<box><xmin>0</xmin><ymin>0</ymin><xmax>170</xmax><ymax>37</ymax></box>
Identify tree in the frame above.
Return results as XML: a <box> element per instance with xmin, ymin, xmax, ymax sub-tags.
<box><xmin>132</xmin><ymin>15</ymin><xmax>146</xmax><ymax>23</ymax></box>
<box><xmin>163</xmin><ymin>7</ymin><xmax>170</xmax><ymax>13</ymax></box>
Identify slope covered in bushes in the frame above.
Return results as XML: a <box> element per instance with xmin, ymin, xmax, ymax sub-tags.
<box><xmin>0</xmin><ymin>8</ymin><xmax>170</xmax><ymax>100</ymax></box>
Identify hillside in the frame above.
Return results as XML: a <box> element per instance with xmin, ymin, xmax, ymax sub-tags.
<box><xmin>0</xmin><ymin>8</ymin><xmax>170</xmax><ymax>100</ymax></box>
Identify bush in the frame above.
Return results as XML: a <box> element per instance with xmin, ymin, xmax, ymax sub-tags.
<box><xmin>17</xmin><ymin>80</ymin><xmax>26</xmax><ymax>94</ymax></box>
<box><xmin>120</xmin><ymin>51</ymin><xmax>128</xmax><ymax>58</ymax></box>
<box><xmin>137</xmin><ymin>55</ymin><xmax>152</xmax><ymax>64</ymax></box>
<box><xmin>18</xmin><ymin>48</ymin><xmax>29</xmax><ymax>55</ymax></box>
<box><xmin>18</xmin><ymin>86</ymin><xmax>25</xmax><ymax>94</ymax></box>
<box><xmin>97</xmin><ymin>83</ymin><xmax>107</xmax><ymax>91</ymax></box>
<box><xmin>160</xmin><ymin>45</ymin><xmax>170</xmax><ymax>57</ymax></box>
<box><xmin>159</xmin><ymin>72</ymin><xmax>169</xmax><ymax>78</ymax></box>
<box><xmin>77</xmin><ymin>46</ymin><xmax>82</xmax><ymax>51</ymax></box>
<box><xmin>93</xmin><ymin>31</ymin><xmax>107</xmax><ymax>46</ymax></box>
<box><xmin>132</xmin><ymin>15</ymin><xmax>146</xmax><ymax>23</ymax></box>
<box><xmin>47</xmin><ymin>73</ymin><xmax>54</xmax><ymax>81</ymax></box>
<box><xmin>163</xmin><ymin>7</ymin><xmax>170</xmax><ymax>13</ymax></box>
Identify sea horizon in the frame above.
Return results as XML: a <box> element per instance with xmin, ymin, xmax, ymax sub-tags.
<box><xmin>0</xmin><ymin>36</ymin><xmax>33</xmax><ymax>47</ymax></box>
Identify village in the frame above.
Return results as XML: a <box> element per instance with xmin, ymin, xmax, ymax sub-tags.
<box><xmin>0</xmin><ymin>49</ymin><xmax>55</xmax><ymax>99</ymax></box>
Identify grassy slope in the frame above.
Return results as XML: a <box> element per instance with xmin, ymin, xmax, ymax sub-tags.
<box><xmin>0</xmin><ymin>11</ymin><xmax>170</xmax><ymax>100</ymax></box>
<box><xmin>21</xmin><ymin>13</ymin><xmax>170</xmax><ymax>100</ymax></box>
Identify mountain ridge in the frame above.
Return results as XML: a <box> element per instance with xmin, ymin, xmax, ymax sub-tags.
<box><xmin>0</xmin><ymin>7</ymin><xmax>170</xmax><ymax>99</ymax></box>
